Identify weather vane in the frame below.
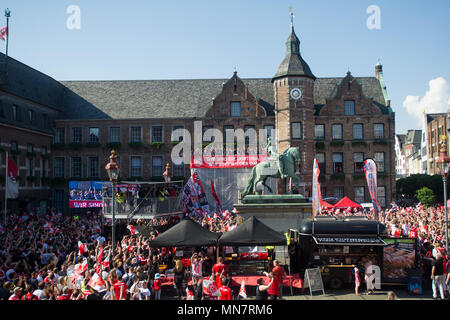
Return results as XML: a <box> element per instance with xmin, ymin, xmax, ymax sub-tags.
<box><xmin>289</xmin><ymin>7</ymin><xmax>294</xmax><ymax>26</ymax></box>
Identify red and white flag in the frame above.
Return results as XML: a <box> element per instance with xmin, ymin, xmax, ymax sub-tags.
<box><xmin>239</xmin><ymin>280</ymin><xmax>247</xmax><ymax>299</ymax></box>
<box><xmin>202</xmin><ymin>279</ymin><xmax>221</xmax><ymax>297</ymax></box>
<box><xmin>88</xmin><ymin>273</ymin><xmax>105</xmax><ymax>292</ymax></box>
<box><xmin>288</xmin><ymin>177</ymin><xmax>293</xmax><ymax>193</ymax></box>
<box><xmin>363</xmin><ymin>159</ymin><xmax>381</xmax><ymax>211</ymax></box>
<box><xmin>127</xmin><ymin>225</ymin><xmax>139</xmax><ymax>235</ymax></box>
<box><xmin>95</xmin><ymin>243</ymin><xmax>103</xmax><ymax>273</ymax></box>
<box><xmin>6</xmin><ymin>154</ymin><xmax>19</xmax><ymax>199</ymax></box>
<box><xmin>78</xmin><ymin>241</ymin><xmax>87</xmax><ymax>256</ymax></box>
<box><xmin>0</xmin><ymin>26</ymin><xmax>7</xmax><ymax>42</ymax></box>
<box><xmin>210</xmin><ymin>178</ymin><xmax>222</xmax><ymax>212</ymax></box>
<box><xmin>312</xmin><ymin>158</ymin><xmax>323</xmax><ymax>217</ymax></box>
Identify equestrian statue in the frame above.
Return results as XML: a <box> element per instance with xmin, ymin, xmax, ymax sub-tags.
<box><xmin>241</xmin><ymin>137</ymin><xmax>301</xmax><ymax>197</ymax></box>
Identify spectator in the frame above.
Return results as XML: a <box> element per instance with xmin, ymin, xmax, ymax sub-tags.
<box><xmin>219</xmin><ymin>278</ymin><xmax>232</xmax><ymax>300</ymax></box>
<box><xmin>272</xmin><ymin>260</ymin><xmax>286</xmax><ymax>300</ymax></box>
<box><xmin>431</xmin><ymin>252</ymin><xmax>445</xmax><ymax>300</ymax></box>
<box><xmin>255</xmin><ymin>276</ymin><xmax>274</xmax><ymax>300</ymax></box>
<box><xmin>174</xmin><ymin>259</ymin><xmax>185</xmax><ymax>300</ymax></box>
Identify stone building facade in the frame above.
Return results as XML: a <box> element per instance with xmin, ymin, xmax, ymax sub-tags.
<box><xmin>0</xmin><ymin>21</ymin><xmax>396</xmax><ymax>213</ymax></box>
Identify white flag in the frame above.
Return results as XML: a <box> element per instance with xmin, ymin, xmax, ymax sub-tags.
<box><xmin>239</xmin><ymin>280</ymin><xmax>247</xmax><ymax>299</ymax></box>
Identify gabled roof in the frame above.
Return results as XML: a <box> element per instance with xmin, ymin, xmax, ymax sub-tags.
<box><xmin>1</xmin><ymin>53</ymin><xmax>389</xmax><ymax>121</ymax></box>
<box><xmin>405</xmin><ymin>130</ymin><xmax>422</xmax><ymax>145</ymax></box>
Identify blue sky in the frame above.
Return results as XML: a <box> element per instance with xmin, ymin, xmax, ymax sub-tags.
<box><xmin>2</xmin><ymin>0</ymin><xmax>449</xmax><ymax>134</ymax></box>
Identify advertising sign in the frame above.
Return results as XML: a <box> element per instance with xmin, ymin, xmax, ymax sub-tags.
<box><xmin>383</xmin><ymin>238</ymin><xmax>416</xmax><ymax>282</ymax></box>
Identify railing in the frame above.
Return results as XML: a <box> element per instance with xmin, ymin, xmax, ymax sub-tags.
<box><xmin>102</xmin><ymin>196</ymin><xmax>180</xmax><ymax>218</ymax></box>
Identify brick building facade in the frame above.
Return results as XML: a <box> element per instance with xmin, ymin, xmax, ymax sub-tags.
<box><xmin>0</xmin><ymin>21</ymin><xmax>396</xmax><ymax>213</ymax></box>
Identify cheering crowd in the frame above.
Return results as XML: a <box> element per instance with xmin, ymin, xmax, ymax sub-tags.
<box><xmin>1</xmin><ymin>200</ymin><xmax>449</xmax><ymax>300</ymax></box>
<box><xmin>0</xmin><ymin>207</ymin><xmax>243</xmax><ymax>301</ymax></box>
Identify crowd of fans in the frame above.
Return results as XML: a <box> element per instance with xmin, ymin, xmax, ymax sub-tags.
<box><xmin>0</xmin><ymin>207</ymin><xmax>241</xmax><ymax>301</ymax></box>
<box><xmin>1</xmin><ymin>200</ymin><xmax>450</xmax><ymax>300</ymax></box>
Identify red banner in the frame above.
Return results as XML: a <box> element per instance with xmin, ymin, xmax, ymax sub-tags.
<box><xmin>190</xmin><ymin>155</ymin><xmax>267</xmax><ymax>169</ymax></box>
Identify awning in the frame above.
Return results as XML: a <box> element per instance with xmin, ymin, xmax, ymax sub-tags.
<box><xmin>313</xmin><ymin>236</ymin><xmax>387</xmax><ymax>246</ymax></box>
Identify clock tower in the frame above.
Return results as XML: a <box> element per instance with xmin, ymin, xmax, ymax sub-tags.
<box><xmin>272</xmin><ymin>15</ymin><xmax>316</xmax><ymax>193</ymax></box>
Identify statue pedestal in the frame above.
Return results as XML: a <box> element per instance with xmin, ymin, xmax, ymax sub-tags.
<box><xmin>234</xmin><ymin>195</ymin><xmax>312</xmax><ymax>233</ymax></box>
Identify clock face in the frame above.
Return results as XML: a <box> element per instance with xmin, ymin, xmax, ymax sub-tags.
<box><xmin>290</xmin><ymin>87</ymin><xmax>302</xmax><ymax>100</ymax></box>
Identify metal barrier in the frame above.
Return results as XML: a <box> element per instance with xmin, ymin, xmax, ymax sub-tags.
<box><xmin>102</xmin><ymin>196</ymin><xmax>180</xmax><ymax>218</ymax></box>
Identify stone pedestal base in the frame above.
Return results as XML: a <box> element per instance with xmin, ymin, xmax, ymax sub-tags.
<box><xmin>234</xmin><ymin>195</ymin><xmax>312</xmax><ymax>233</ymax></box>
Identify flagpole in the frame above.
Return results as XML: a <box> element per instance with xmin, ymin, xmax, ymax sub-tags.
<box><xmin>4</xmin><ymin>151</ymin><xmax>8</xmax><ymax>226</ymax></box>
<box><xmin>4</xmin><ymin>8</ymin><xmax>10</xmax><ymax>58</ymax></box>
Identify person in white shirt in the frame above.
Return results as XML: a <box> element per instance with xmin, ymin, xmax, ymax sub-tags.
<box><xmin>33</xmin><ymin>282</ymin><xmax>45</xmax><ymax>300</ymax></box>
<box><xmin>191</xmin><ymin>253</ymin><xmax>203</xmax><ymax>279</ymax></box>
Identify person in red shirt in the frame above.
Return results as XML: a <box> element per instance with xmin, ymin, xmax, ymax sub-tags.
<box><xmin>272</xmin><ymin>260</ymin><xmax>286</xmax><ymax>300</ymax></box>
<box><xmin>57</xmin><ymin>287</ymin><xmax>71</xmax><ymax>300</ymax></box>
<box><xmin>219</xmin><ymin>278</ymin><xmax>232</xmax><ymax>300</ymax></box>
<box><xmin>21</xmin><ymin>285</ymin><xmax>39</xmax><ymax>300</ymax></box>
<box><xmin>267</xmin><ymin>271</ymin><xmax>279</xmax><ymax>300</ymax></box>
<box><xmin>9</xmin><ymin>287</ymin><xmax>22</xmax><ymax>300</ymax></box>
<box><xmin>153</xmin><ymin>273</ymin><xmax>162</xmax><ymax>300</ymax></box>
<box><xmin>212</xmin><ymin>257</ymin><xmax>229</xmax><ymax>277</ymax></box>
<box><xmin>113</xmin><ymin>275</ymin><xmax>128</xmax><ymax>300</ymax></box>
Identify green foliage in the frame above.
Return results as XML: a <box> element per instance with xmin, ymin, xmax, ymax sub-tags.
<box><xmin>315</xmin><ymin>141</ymin><xmax>325</xmax><ymax>150</ymax></box>
<box><xmin>51</xmin><ymin>143</ymin><xmax>66</xmax><ymax>150</ymax></box>
<box><xmin>330</xmin><ymin>140</ymin><xmax>345</xmax><ymax>147</ymax></box>
<box><xmin>150</xmin><ymin>142</ymin><xmax>164</xmax><ymax>149</ymax></box>
<box><xmin>415</xmin><ymin>187</ymin><xmax>436</xmax><ymax>207</ymax></box>
<box><xmin>106</xmin><ymin>142</ymin><xmax>121</xmax><ymax>149</ymax></box>
<box><xmin>331</xmin><ymin>173</ymin><xmax>346</xmax><ymax>181</ymax></box>
<box><xmin>128</xmin><ymin>142</ymin><xmax>143</xmax><ymax>148</ymax></box>
<box><xmin>373</xmin><ymin>140</ymin><xmax>388</xmax><ymax>146</ymax></box>
<box><xmin>396</xmin><ymin>174</ymin><xmax>449</xmax><ymax>204</ymax></box>
<box><xmin>85</xmin><ymin>142</ymin><xmax>101</xmax><ymax>148</ymax></box>
<box><xmin>352</xmin><ymin>141</ymin><xmax>368</xmax><ymax>147</ymax></box>
<box><xmin>68</xmin><ymin>143</ymin><xmax>83</xmax><ymax>150</ymax></box>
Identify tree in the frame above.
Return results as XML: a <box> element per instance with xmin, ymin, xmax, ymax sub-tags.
<box><xmin>396</xmin><ymin>174</ymin><xmax>449</xmax><ymax>204</ymax></box>
<box><xmin>415</xmin><ymin>187</ymin><xmax>436</xmax><ymax>207</ymax></box>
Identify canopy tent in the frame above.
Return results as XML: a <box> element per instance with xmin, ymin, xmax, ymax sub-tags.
<box><xmin>149</xmin><ymin>218</ymin><xmax>221</xmax><ymax>247</ymax></box>
<box><xmin>333</xmin><ymin>196</ymin><xmax>363</xmax><ymax>210</ymax></box>
<box><xmin>321</xmin><ymin>201</ymin><xmax>334</xmax><ymax>209</ymax></box>
<box><xmin>217</xmin><ymin>216</ymin><xmax>286</xmax><ymax>246</ymax></box>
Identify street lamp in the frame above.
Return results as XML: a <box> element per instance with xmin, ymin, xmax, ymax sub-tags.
<box><xmin>437</xmin><ymin>136</ymin><xmax>450</xmax><ymax>253</ymax></box>
<box><xmin>105</xmin><ymin>150</ymin><xmax>120</xmax><ymax>252</ymax></box>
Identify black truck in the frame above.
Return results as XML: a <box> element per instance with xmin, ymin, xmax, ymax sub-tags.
<box><xmin>289</xmin><ymin>216</ymin><xmax>418</xmax><ymax>290</ymax></box>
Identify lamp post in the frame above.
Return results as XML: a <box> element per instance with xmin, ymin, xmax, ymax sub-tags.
<box><xmin>105</xmin><ymin>150</ymin><xmax>120</xmax><ymax>252</ymax></box>
<box><xmin>437</xmin><ymin>136</ymin><xmax>450</xmax><ymax>253</ymax></box>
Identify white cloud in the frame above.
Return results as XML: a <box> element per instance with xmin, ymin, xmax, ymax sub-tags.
<box><xmin>402</xmin><ymin>77</ymin><xmax>450</xmax><ymax>122</ymax></box>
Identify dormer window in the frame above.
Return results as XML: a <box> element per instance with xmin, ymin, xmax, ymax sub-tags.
<box><xmin>344</xmin><ymin>100</ymin><xmax>355</xmax><ymax>116</ymax></box>
<box><xmin>230</xmin><ymin>102</ymin><xmax>241</xmax><ymax>117</ymax></box>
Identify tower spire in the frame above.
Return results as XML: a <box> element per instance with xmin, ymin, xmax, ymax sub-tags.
<box><xmin>289</xmin><ymin>7</ymin><xmax>294</xmax><ymax>29</ymax></box>
<box><xmin>272</xmin><ymin>8</ymin><xmax>315</xmax><ymax>82</ymax></box>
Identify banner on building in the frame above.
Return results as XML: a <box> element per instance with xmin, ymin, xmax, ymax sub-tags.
<box><xmin>363</xmin><ymin>159</ymin><xmax>381</xmax><ymax>211</ymax></box>
<box><xmin>6</xmin><ymin>154</ymin><xmax>19</xmax><ymax>199</ymax></box>
<box><xmin>312</xmin><ymin>158</ymin><xmax>322</xmax><ymax>217</ymax></box>
<box><xmin>190</xmin><ymin>155</ymin><xmax>267</xmax><ymax>169</ymax></box>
